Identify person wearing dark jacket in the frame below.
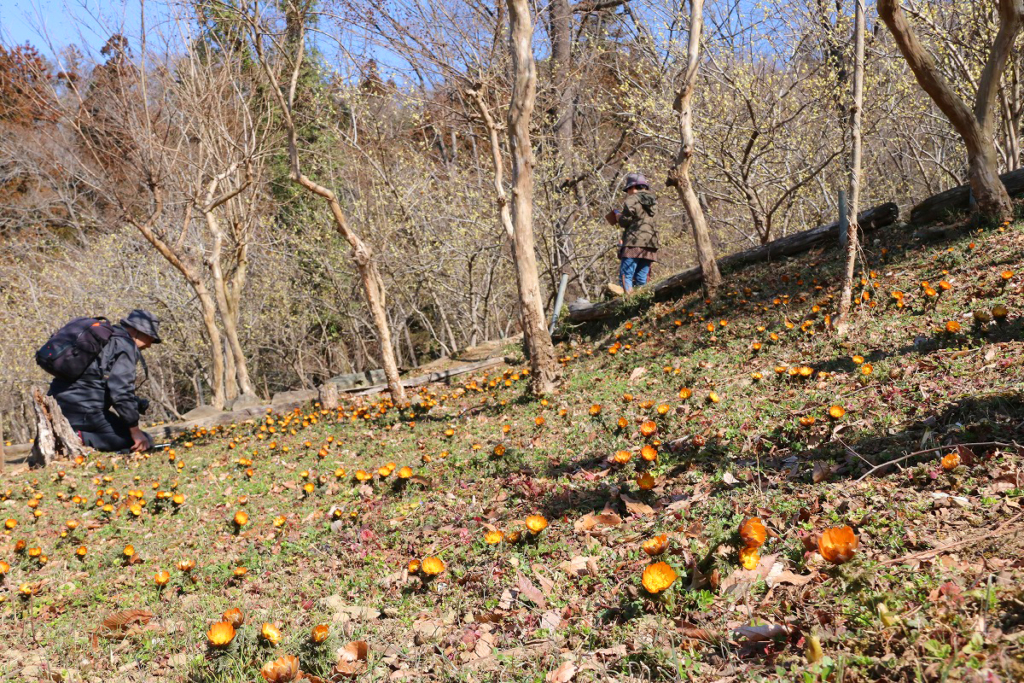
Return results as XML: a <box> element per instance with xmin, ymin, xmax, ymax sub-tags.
<box><xmin>48</xmin><ymin>309</ymin><xmax>160</xmax><ymax>453</ymax></box>
<box><xmin>606</xmin><ymin>172</ymin><xmax>658</xmax><ymax>292</ymax></box>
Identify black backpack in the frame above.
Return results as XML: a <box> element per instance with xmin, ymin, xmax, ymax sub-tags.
<box><xmin>36</xmin><ymin>317</ymin><xmax>119</xmax><ymax>381</ymax></box>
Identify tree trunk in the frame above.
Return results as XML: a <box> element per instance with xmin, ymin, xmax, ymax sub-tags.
<box><xmin>29</xmin><ymin>388</ymin><xmax>88</xmax><ymax>467</ymax></box>
<box><xmin>318</xmin><ymin>381</ymin><xmax>340</xmax><ymax>411</ymax></box>
<box><xmin>507</xmin><ymin>0</ymin><xmax>563</xmax><ymax>395</ymax></box>
<box><xmin>877</xmin><ymin>0</ymin><xmax>1021</xmax><ymax>223</ymax></box>
<box><xmin>549</xmin><ymin>0</ymin><xmax>583</xmax><ymax>299</ymax></box>
<box><xmin>195</xmin><ymin>285</ymin><xmax>228</xmax><ymax>410</ymax></box>
<box><xmin>667</xmin><ymin>0</ymin><xmax>722</xmax><ymax>296</ymax></box>
<box><xmin>835</xmin><ymin>0</ymin><xmax>866</xmax><ymax>336</ymax></box>
<box><xmin>251</xmin><ymin>15</ymin><xmax>407</xmax><ymax>404</ymax></box>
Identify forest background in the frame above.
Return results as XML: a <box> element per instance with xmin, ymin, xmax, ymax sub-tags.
<box><xmin>0</xmin><ymin>0</ymin><xmax>1021</xmax><ymax>441</ymax></box>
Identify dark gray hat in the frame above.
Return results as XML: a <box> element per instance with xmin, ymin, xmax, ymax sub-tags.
<box><xmin>120</xmin><ymin>309</ymin><xmax>162</xmax><ymax>344</ymax></box>
<box><xmin>623</xmin><ymin>172</ymin><xmax>649</xmax><ymax>192</ymax></box>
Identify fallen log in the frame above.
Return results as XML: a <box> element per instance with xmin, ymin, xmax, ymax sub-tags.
<box><xmin>147</xmin><ymin>356</ymin><xmax>509</xmax><ymax>441</ymax></box>
<box><xmin>351</xmin><ymin>356</ymin><xmax>507</xmax><ymax>396</ymax></box>
<box><xmin>567</xmin><ymin>202</ymin><xmax>899</xmax><ymax>323</ymax></box>
<box><xmin>910</xmin><ymin>168</ymin><xmax>1024</xmax><ymax>225</ymax></box>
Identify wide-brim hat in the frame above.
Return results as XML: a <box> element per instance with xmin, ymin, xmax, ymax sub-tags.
<box><xmin>623</xmin><ymin>172</ymin><xmax>649</xmax><ymax>192</ymax></box>
<box><xmin>120</xmin><ymin>309</ymin><xmax>162</xmax><ymax>344</ymax></box>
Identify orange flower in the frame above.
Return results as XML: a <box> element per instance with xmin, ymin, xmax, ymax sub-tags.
<box><xmin>613</xmin><ymin>450</ymin><xmax>632</xmax><ymax>465</ymax></box>
<box><xmin>207</xmin><ymin>621</ymin><xmax>236</xmax><ymax>647</ymax></box>
<box><xmin>639</xmin><ymin>421</ymin><xmax>658</xmax><ymax>438</ymax></box>
<box><xmin>640</xmin><ymin>445</ymin><xmax>658</xmax><ymax>462</ymax></box>
<box><xmin>828</xmin><ymin>405</ymin><xmax>845</xmax><ymax>420</ymax></box>
<box><xmin>642</xmin><ymin>534</ymin><xmax>669</xmax><ymax>557</ymax></box>
<box><xmin>636</xmin><ymin>472</ymin><xmax>655</xmax><ymax>490</ymax></box>
<box><xmin>260</xmin><ymin>622</ymin><xmax>282</xmax><ymax>645</ymax></box>
<box><xmin>945</xmin><ymin>320</ymin><xmax>961</xmax><ymax>334</ymax></box>
<box><xmin>311</xmin><ymin>624</ymin><xmax>330</xmax><ymax>644</ymax></box>
<box><xmin>739</xmin><ymin>545</ymin><xmax>760</xmax><ymax>570</ymax></box>
<box><xmin>525</xmin><ymin>515</ymin><xmax>548</xmax><ymax>534</ymax></box>
<box><xmin>588</xmin><ymin>404</ymin><xmax>602</xmax><ymax>416</ymax></box>
<box><xmin>535</xmin><ymin>416</ymin><xmax>545</xmax><ymax>427</ymax></box>
<box><xmin>707</xmin><ymin>391</ymin><xmax>721</xmax><ymax>404</ymax></box>
<box><xmin>260</xmin><ymin>655</ymin><xmax>299</xmax><ymax>683</ymax></box>
<box><xmin>941</xmin><ymin>452</ymin><xmax>961</xmax><ymax>470</ymax></box>
<box><xmin>739</xmin><ymin>517</ymin><xmax>767</xmax><ymax>548</ymax></box>
<box><xmin>616</xmin><ymin>417</ymin><xmax>629</xmax><ymax>429</ymax></box>
<box><xmin>233</xmin><ymin>510</ymin><xmax>249</xmax><ymax>527</ymax></box>
<box><xmin>154</xmin><ymin>570</ymin><xmax>170</xmax><ymax>586</ymax></box>
<box><xmin>799</xmin><ymin>416</ymin><xmax>816</xmax><ymax>427</ymax></box>
<box><xmin>421</xmin><ymin>556</ymin><xmax>445</xmax><ymax>576</ymax></box>
<box><xmin>818</xmin><ymin>526</ymin><xmax>859</xmax><ymax>564</ymax></box>
<box><xmin>678</xmin><ymin>387</ymin><xmax>692</xmax><ymax>400</ymax></box>
<box><xmin>641</xmin><ymin>561</ymin><xmax>676</xmax><ymax>594</ymax></box>
<box><xmin>408</xmin><ymin>559</ymin><xmax>421</xmax><ymax>574</ymax></box>
<box><xmin>223</xmin><ymin>607</ymin><xmax>245</xmax><ymax>628</ymax></box>
<box><xmin>484</xmin><ymin>530</ymin><xmax>503</xmax><ymax>545</ymax></box>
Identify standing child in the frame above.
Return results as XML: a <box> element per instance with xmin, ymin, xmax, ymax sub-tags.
<box><xmin>606</xmin><ymin>172</ymin><xmax>658</xmax><ymax>292</ymax></box>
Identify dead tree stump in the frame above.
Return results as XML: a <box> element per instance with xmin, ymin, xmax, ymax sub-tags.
<box><xmin>29</xmin><ymin>388</ymin><xmax>88</xmax><ymax>467</ymax></box>
<box><xmin>318</xmin><ymin>382</ymin><xmax>340</xmax><ymax>411</ymax></box>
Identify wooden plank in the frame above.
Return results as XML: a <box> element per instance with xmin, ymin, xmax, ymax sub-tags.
<box><xmin>567</xmin><ymin>202</ymin><xmax>899</xmax><ymax>323</ymax></box>
<box><xmin>910</xmin><ymin>168</ymin><xmax>1024</xmax><ymax>225</ymax></box>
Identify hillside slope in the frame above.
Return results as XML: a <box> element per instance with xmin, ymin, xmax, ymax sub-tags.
<box><xmin>1</xmin><ymin>213</ymin><xmax>1022</xmax><ymax>683</ymax></box>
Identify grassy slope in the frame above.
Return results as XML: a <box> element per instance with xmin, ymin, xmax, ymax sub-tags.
<box><xmin>1</xmin><ymin>213</ymin><xmax>1023</xmax><ymax>683</ymax></box>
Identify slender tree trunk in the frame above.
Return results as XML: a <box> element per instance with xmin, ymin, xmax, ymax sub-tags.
<box><xmin>207</xmin><ymin>227</ymin><xmax>256</xmax><ymax>399</ymax></box>
<box><xmin>667</xmin><ymin>0</ymin><xmax>721</xmax><ymax>296</ymax></box>
<box><xmin>877</xmin><ymin>0</ymin><xmax>1022</xmax><ymax>223</ymax></box>
<box><xmin>835</xmin><ymin>0</ymin><xmax>866</xmax><ymax>336</ymax></box>
<box><xmin>507</xmin><ymin>0</ymin><xmax>562</xmax><ymax>395</ymax></box>
<box><xmin>549</xmin><ymin>0</ymin><xmax>583</xmax><ymax>298</ymax></box>
<box><xmin>251</xmin><ymin>15</ymin><xmax>407</xmax><ymax>403</ymax></box>
<box><xmin>223</xmin><ymin>336</ymin><xmax>239</xmax><ymax>402</ymax></box>
<box><xmin>128</xmin><ymin>195</ymin><xmax>227</xmax><ymax>410</ymax></box>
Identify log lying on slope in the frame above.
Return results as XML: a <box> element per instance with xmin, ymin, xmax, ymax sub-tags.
<box><xmin>910</xmin><ymin>168</ymin><xmax>1024</xmax><ymax>225</ymax></box>
<box><xmin>567</xmin><ymin>202</ymin><xmax>899</xmax><ymax>324</ymax></box>
<box><xmin>148</xmin><ymin>356</ymin><xmax>508</xmax><ymax>441</ymax></box>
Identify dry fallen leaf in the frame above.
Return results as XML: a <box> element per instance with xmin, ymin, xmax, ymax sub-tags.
<box><xmin>619</xmin><ymin>493</ymin><xmax>654</xmax><ymax>516</ymax></box>
<box><xmin>720</xmin><ymin>553</ymin><xmax>778</xmax><ymax>593</ymax></box>
<box><xmin>573</xmin><ymin>512</ymin><xmax>623</xmax><ymax>533</ymax></box>
<box><xmin>558</xmin><ymin>556</ymin><xmax>599</xmax><ymax>577</ymax></box>
<box><xmin>516</xmin><ymin>572</ymin><xmax>547</xmax><ymax>609</ymax></box>
<box><xmin>335</xmin><ymin>640</ymin><xmax>368</xmax><ymax>678</ymax></box>
<box><xmin>546</xmin><ymin>661</ymin><xmax>577</xmax><ymax>683</ymax></box>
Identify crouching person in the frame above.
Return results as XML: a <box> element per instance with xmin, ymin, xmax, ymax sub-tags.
<box><xmin>40</xmin><ymin>309</ymin><xmax>160</xmax><ymax>453</ymax></box>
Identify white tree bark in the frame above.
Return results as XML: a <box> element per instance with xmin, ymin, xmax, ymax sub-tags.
<box><xmin>506</xmin><ymin>0</ymin><xmax>563</xmax><ymax>395</ymax></box>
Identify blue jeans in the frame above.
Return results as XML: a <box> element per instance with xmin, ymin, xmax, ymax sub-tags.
<box><xmin>620</xmin><ymin>258</ymin><xmax>652</xmax><ymax>292</ymax></box>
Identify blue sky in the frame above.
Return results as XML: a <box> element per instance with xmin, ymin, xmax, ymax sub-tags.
<box><xmin>0</xmin><ymin>0</ymin><xmax>164</xmax><ymax>57</ymax></box>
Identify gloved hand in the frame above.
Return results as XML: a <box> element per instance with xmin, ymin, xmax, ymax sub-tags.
<box><xmin>137</xmin><ymin>397</ymin><xmax>151</xmax><ymax>415</ymax></box>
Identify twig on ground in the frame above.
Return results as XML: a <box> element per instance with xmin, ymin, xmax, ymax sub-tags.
<box><xmin>880</xmin><ymin>513</ymin><xmax>1022</xmax><ymax>566</ymax></box>
<box><xmin>855</xmin><ymin>441</ymin><xmax>1010</xmax><ymax>481</ymax></box>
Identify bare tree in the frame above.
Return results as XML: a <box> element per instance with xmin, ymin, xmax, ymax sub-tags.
<box><xmin>835</xmin><ymin>0</ymin><xmax>866</xmax><ymax>336</ymax></box>
<box><xmin>878</xmin><ymin>0</ymin><xmax>1022</xmax><ymax>222</ymax></box>
<box><xmin>247</xmin><ymin>4</ymin><xmax>407</xmax><ymax>402</ymax></box>
<box><xmin>667</xmin><ymin>0</ymin><xmax>721</xmax><ymax>295</ymax></box>
<box><xmin>507</xmin><ymin>0</ymin><xmax>562</xmax><ymax>394</ymax></box>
